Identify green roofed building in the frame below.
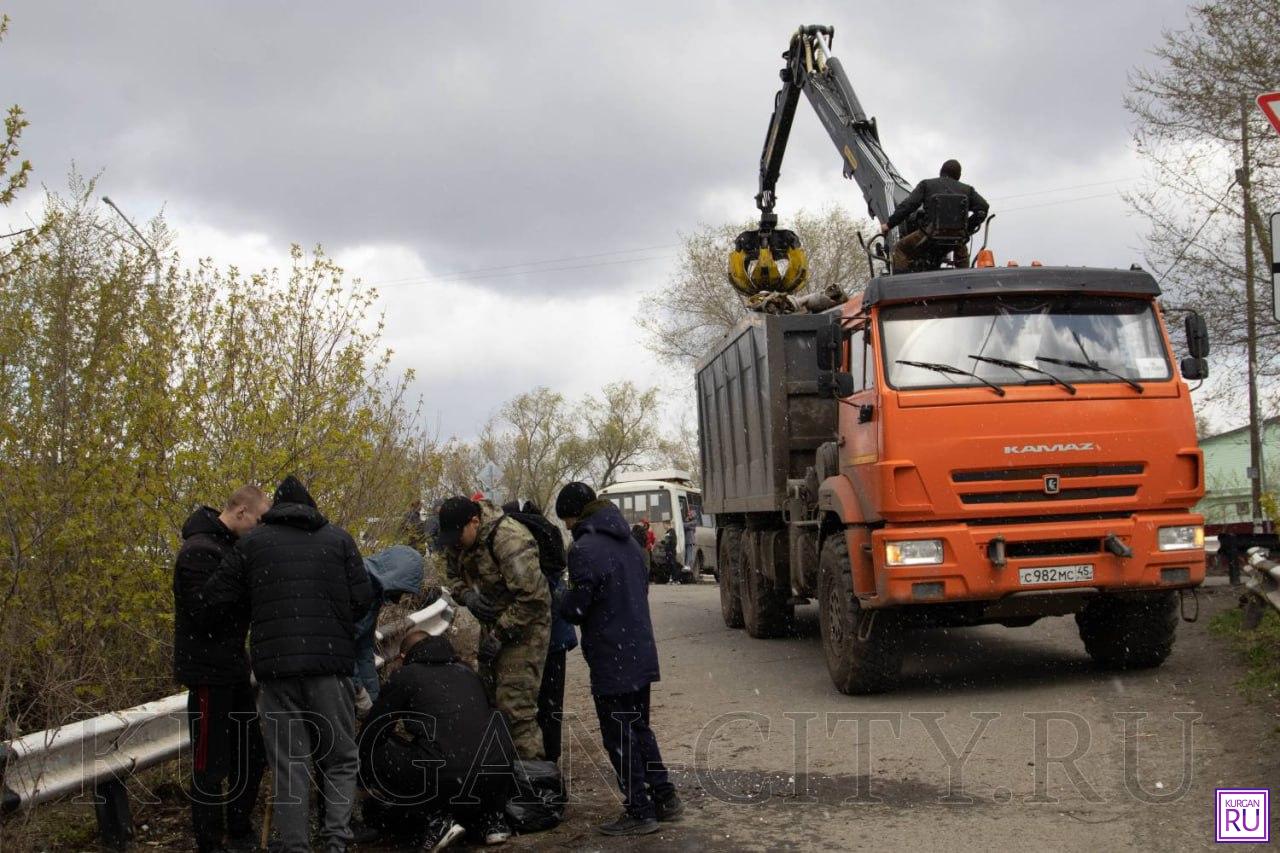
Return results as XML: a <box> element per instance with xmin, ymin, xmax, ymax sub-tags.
<box><xmin>1194</xmin><ymin>417</ymin><xmax>1280</xmax><ymax>525</ymax></box>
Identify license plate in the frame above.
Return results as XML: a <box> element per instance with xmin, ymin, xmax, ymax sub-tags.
<box><xmin>1018</xmin><ymin>564</ymin><xmax>1094</xmax><ymax>585</ymax></box>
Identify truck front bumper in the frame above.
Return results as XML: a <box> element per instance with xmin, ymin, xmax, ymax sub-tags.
<box><xmin>864</xmin><ymin>512</ymin><xmax>1205</xmax><ymax>609</ymax></box>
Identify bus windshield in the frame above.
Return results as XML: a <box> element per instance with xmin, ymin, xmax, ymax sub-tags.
<box><xmin>880</xmin><ymin>294</ymin><xmax>1171</xmax><ymax>391</ymax></box>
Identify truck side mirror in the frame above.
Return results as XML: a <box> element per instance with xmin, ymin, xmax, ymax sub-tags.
<box><xmin>816</xmin><ymin>317</ymin><xmax>843</xmax><ymax>371</ymax></box>
<box><xmin>1184</xmin><ymin>312</ymin><xmax>1210</xmax><ymax>359</ymax></box>
<box><xmin>818</xmin><ymin>369</ymin><xmax>856</xmax><ymax>398</ymax></box>
<box><xmin>1180</xmin><ymin>357</ymin><xmax>1208</xmax><ymax>380</ymax></box>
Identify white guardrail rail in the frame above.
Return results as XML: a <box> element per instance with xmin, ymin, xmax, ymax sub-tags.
<box><xmin>1243</xmin><ymin>547</ymin><xmax>1280</xmax><ymax>626</ymax></box>
<box><xmin>1</xmin><ymin>597</ymin><xmax>455</xmax><ymax>821</ymax></box>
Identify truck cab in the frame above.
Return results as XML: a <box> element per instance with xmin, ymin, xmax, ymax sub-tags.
<box><xmin>698</xmin><ymin>265</ymin><xmax>1209</xmax><ymax>693</ymax></box>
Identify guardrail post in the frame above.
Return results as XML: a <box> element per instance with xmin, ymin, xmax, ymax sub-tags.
<box><xmin>93</xmin><ymin>778</ymin><xmax>132</xmax><ymax>851</ymax></box>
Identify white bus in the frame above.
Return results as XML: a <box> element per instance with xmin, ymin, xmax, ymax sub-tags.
<box><xmin>599</xmin><ymin>469</ymin><xmax>716</xmax><ymax>580</ymax></box>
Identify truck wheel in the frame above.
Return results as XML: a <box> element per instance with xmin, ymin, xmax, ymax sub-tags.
<box><xmin>818</xmin><ymin>534</ymin><xmax>903</xmax><ymax>694</ymax></box>
<box><xmin>1075</xmin><ymin>592</ymin><xmax>1177</xmax><ymax>669</ymax></box>
<box><xmin>740</xmin><ymin>531</ymin><xmax>794</xmax><ymax>638</ymax></box>
<box><xmin>719</xmin><ymin>527</ymin><xmax>745</xmax><ymax>629</ymax></box>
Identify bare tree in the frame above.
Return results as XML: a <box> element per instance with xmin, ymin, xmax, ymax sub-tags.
<box><xmin>637</xmin><ymin>205</ymin><xmax>873</xmax><ymax>366</ymax></box>
<box><xmin>480</xmin><ymin>388</ymin><xmax>592</xmax><ymax>510</ymax></box>
<box><xmin>580</xmin><ymin>381</ymin><xmax>663</xmax><ymax>488</ymax></box>
<box><xmin>1125</xmin><ymin>0</ymin><xmax>1280</xmax><ymax>412</ymax></box>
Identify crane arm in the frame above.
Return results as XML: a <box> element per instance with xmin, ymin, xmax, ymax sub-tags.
<box><xmin>757</xmin><ymin>26</ymin><xmax>913</xmax><ymax>228</ymax></box>
<box><xmin>731</xmin><ymin>26</ymin><xmax>916</xmax><ymax>296</ymax></box>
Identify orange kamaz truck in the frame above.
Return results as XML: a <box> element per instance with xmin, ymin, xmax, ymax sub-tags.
<box><xmin>699</xmin><ymin>27</ymin><xmax>1209</xmax><ymax>694</ymax></box>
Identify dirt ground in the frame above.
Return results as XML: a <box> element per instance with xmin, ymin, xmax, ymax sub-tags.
<box><xmin>8</xmin><ymin>579</ymin><xmax>1278</xmax><ymax>851</ymax></box>
<box><xmin>522</xmin><ymin>579</ymin><xmax>1279</xmax><ymax>852</ymax></box>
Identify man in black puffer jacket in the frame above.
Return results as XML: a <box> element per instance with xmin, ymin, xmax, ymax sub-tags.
<box><xmin>201</xmin><ymin>475</ymin><xmax>373</xmax><ymax>853</ymax></box>
<box><xmin>173</xmin><ymin>485</ymin><xmax>271</xmax><ymax>853</ymax></box>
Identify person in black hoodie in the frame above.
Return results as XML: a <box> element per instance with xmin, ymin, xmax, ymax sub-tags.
<box><xmin>173</xmin><ymin>485</ymin><xmax>271</xmax><ymax>853</ymax></box>
<box><xmin>555</xmin><ymin>482</ymin><xmax>681</xmax><ymax>837</ymax></box>
<box><xmin>359</xmin><ymin>630</ymin><xmax>516</xmax><ymax>849</ymax></box>
<box><xmin>201</xmin><ymin>475</ymin><xmax>373</xmax><ymax>853</ymax></box>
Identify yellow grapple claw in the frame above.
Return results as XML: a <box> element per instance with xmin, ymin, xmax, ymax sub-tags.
<box><xmin>727</xmin><ymin>228</ymin><xmax>809</xmax><ymax>296</ymax></box>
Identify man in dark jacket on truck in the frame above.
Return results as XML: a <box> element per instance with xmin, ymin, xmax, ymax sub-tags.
<box><xmin>201</xmin><ymin>475</ymin><xmax>373</xmax><ymax>853</ymax></box>
<box><xmin>359</xmin><ymin>630</ymin><xmax>516</xmax><ymax>849</ymax></box>
<box><xmin>555</xmin><ymin>482</ymin><xmax>681</xmax><ymax>837</ymax></box>
<box><xmin>881</xmin><ymin>159</ymin><xmax>989</xmax><ymax>272</ymax></box>
<box><xmin>173</xmin><ymin>485</ymin><xmax>270</xmax><ymax>853</ymax></box>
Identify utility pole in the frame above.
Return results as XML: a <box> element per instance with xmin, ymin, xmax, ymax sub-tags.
<box><xmin>1238</xmin><ymin>100</ymin><xmax>1265</xmax><ymax>532</ymax></box>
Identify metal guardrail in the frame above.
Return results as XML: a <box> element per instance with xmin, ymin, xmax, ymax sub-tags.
<box><xmin>1243</xmin><ymin>547</ymin><xmax>1280</xmax><ymax>628</ymax></box>
<box><xmin>0</xmin><ymin>597</ymin><xmax>454</xmax><ymax>829</ymax></box>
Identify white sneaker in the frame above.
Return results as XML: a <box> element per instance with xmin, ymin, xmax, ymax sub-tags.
<box><xmin>421</xmin><ymin>815</ymin><xmax>466</xmax><ymax>852</ymax></box>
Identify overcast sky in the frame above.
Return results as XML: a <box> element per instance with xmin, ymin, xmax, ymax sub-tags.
<box><xmin>0</xmin><ymin>1</ymin><xmax>1201</xmax><ymax>438</ymax></box>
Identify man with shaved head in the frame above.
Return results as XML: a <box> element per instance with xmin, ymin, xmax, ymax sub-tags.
<box><xmin>173</xmin><ymin>484</ymin><xmax>271</xmax><ymax>853</ymax></box>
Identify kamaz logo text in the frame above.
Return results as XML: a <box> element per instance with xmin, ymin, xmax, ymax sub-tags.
<box><xmin>1003</xmin><ymin>442</ymin><xmax>1098</xmax><ymax>455</ymax></box>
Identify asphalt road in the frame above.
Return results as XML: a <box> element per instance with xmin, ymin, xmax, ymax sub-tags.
<box><xmin>525</xmin><ymin>579</ymin><xmax>1279</xmax><ymax>852</ymax></box>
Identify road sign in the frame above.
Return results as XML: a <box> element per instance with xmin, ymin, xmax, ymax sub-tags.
<box><xmin>1272</xmin><ymin>212</ymin><xmax>1280</xmax><ymax>323</ymax></box>
<box><xmin>1260</xmin><ymin>92</ymin><xmax>1280</xmax><ymax>137</ymax></box>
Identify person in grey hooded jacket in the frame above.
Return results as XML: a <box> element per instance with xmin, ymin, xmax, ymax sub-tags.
<box><xmin>353</xmin><ymin>545</ymin><xmax>425</xmax><ymax>702</ymax></box>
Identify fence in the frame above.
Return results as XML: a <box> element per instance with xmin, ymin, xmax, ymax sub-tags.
<box><xmin>1</xmin><ymin>596</ymin><xmax>455</xmax><ymax>847</ymax></box>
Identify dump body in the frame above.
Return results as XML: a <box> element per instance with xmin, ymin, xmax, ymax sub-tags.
<box><xmin>696</xmin><ymin>312</ymin><xmax>837</xmax><ymax>515</ymax></box>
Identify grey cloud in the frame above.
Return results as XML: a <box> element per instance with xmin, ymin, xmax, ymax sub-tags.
<box><xmin>3</xmin><ymin>0</ymin><xmax>1194</xmax><ymax>289</ymax></box>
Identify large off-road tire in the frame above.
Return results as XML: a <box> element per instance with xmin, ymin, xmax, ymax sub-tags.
<box><xmin>740</xmin><ymin>530</ymin><xmax>794</xmax><ymax>639</ymax></box>
<box><xmin>818</xmin><ymin>533</ymin><xmax>904</xmax><ymax>694</ymax></box>
<box><xmin>719</xmin><ymin>527</ymin><xmax>745</xmax><ymax>629</ymax></box>
<box><xmin>1075</xmin><ymin>592</ymin><xmax>1177</xmax><ymax>669</ymax></box>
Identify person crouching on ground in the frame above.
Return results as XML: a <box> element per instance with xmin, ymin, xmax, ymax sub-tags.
<box><xmin>353</xmin><ymin>544</ymin><xmax>425</xmax><ymax>710</ymax></box>
<box><xmin>359</xmin><ymin>629</ymin><xmax>516</xmax><ymax>850</ymax></box>
<box><xmin>554</xmin><ymin>482</ymin><xmax>682</xmax><ymax>836</ymax></box>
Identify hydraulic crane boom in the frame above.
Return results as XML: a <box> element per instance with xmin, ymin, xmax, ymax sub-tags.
<box><xmin>729</xmin><ymin>25</ymin><xmax>915</xmax><ymax>296</ymax></box>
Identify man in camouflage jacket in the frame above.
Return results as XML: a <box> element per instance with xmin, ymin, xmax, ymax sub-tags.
<box><xmin>437</xmin><ymin>496</ymin><xmax>550</xmax><ymax>760</ymax></box>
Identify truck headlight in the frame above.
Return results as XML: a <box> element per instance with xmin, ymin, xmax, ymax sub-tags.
<box><xmin>885</xmin><ymin>539</ymin><xmax>944</xmax><ymax>566</ymax></box>
<box><xmin>1157</xmin><ymin>525</ymin><xmax>1203</xmax><ymax>551</ymax></box>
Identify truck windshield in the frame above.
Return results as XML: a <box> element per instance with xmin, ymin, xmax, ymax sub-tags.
<box><xmin>879</xmin><ymin>295</ymin><xmax>1171</xmax><ymax>391</ymax></box>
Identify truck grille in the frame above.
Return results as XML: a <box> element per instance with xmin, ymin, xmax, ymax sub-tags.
<box><xmin>960</xmin><ymin>486</ymin><xmax>1138</xmax><ymax>504</ymax></box>
<box><xmin>952</xmin><ymin>463</ymin><xmax>1143</xmax><ymax>482</ymax></box>
<box><xmin>952</xmin><ymin>463</ymin><xmax>1143</xmax><ymax>506</ymax></box>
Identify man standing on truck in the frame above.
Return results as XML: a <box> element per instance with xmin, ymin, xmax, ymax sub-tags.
<box><xmin>880</xmin><ymin>159</ymin><xmax>989</xmax><ymax>272</ymax></box>
<box><xmin>437</xmin><ymin>495</ymin><xmax>551</xmax><ymax>760</ymax></box>
<box><xmin>555</xmin><ymin>482</ymin><xmax>681</xmax><ymax>836</ymax></box>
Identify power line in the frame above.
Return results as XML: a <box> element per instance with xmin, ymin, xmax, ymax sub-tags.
<box><xmin>367</xmin><ymin>243</ymin><xmax>676</xmax><ymax>287</ymax></box>
<box><xmin>373</xmin><ymin>251</ymin><xmax>677</xmax><ymax>289</ymax></box>
<box><xmin>1152</xmin><ymin>177</ymin><xmax>1239</xmax><ymax>285</ymax></box>
<box><xmin>999</xmin><ymin>190</ymin><xmax>1124</xmax><ymax>213</ymax></box>
<box><xmin>363</xmin><ymin>177</ymin><xmax>1144</xmax><ymax>291</ymax></box>
<box><xmin>990</xmin><ymin>176</ymin><xmax>1138</xmax><ymax>202</ymax></box>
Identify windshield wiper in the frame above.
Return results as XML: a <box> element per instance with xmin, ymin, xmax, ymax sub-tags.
<box><xmin>895</xmin><ymin>359</ymin><xmax>1006</xmax><ymax>396</ymax></box>
<box><xmin>1036</xmin><ymin>355</ymin><xmax>1144</xmax><ymax>393</ymax></box>
<box><xmin>968</xmin><ymin>354</ymin><xmax>1076</xmax><ymax>395</ymax></box>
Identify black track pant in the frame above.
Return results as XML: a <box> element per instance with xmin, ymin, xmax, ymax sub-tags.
<box><xmin>592</xmin><ymin>685</ymin><xmax>674</xmax><ymax>820</ymax></box>
<box><xmin>537</xmin><ymin>649</ymin><xmax>567</xmax><ymax>763</ymax></box>
<box><xmin>187</xmin><ymin>682</ymin><xmax>266</xmax><ymax>853</ymax></box>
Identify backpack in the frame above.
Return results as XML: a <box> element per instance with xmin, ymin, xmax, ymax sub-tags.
<box><xmin>486</xmin><ymin>511</ymin><xmax>567</xmax><ymax>582</ymax></box>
